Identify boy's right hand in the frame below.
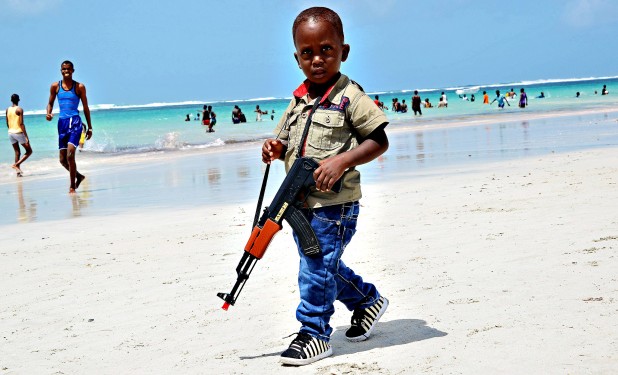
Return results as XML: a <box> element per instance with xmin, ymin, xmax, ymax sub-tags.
<box><xmin>46</xmin><ymin>114</ymin><xmax>53</xmax><ymax>121</ymax></box>
<box><xmin>262</xmin><ymin>138</ymin><xmax>285</xmax><ymax>164</ymax></box>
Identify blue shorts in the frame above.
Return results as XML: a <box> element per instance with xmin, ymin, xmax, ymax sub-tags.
<box><xmin>58</xmin><ymin>115</ymin><xmax>84</xmax><ymax>149</ymax></box>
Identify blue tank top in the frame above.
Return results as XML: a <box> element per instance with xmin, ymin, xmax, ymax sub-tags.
<box><xmin>58</xmin><ymin>80</ymin><xmax>80</xmax><ymax>119</ymax></box>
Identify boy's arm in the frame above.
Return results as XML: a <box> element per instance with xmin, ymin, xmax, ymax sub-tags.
<box><xmin>314</xmin><ymin>125</ymin><xmax>388</xmax><ymax>192</ymax></box>
<box><xmin>17</xmin><ymin>107</ymin><xmax>28</xmax><ymax>138</ymax></box>
<box><xmin>77</xmin><ymin>83</ymin><xmax>93</xmax><ymax>139</ymax></box>
<box><xmin>46</xmin><ymin>82</ymin><xmax>58</xmax><ymax>121</ymax></box>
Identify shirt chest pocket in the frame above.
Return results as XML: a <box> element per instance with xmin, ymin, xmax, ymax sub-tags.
<box><xmin>307</xmin><ymin>111</ymin><xmax>348</xmax><ymax>151</ymax></box>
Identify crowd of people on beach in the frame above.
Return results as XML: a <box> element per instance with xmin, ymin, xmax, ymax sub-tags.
<box><xmin>186</xmin><ymin>104</ymin><xmax>277</xmax><ymax>130</ymax></box>
<box><xmin>368</xmin><ymin>83</ymin><xmax>610</xmax><ymax>117</ymax></box>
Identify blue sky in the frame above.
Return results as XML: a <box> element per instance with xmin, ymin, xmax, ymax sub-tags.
<box><xmin>2</xmin><ymin>0</ymin><xmax>617</xmax><ymax>109</ymax></box>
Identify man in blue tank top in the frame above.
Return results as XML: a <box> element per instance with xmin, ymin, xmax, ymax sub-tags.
<box><xmin>46</xmin><ymin>60</ymin><xmax>93</xmax><ymax>194</ymax></box>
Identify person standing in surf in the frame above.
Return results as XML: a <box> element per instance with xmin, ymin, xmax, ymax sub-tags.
<box><xmin>46</xmin><ymin>60</ymin><xmax>93</xmax><ymax>194</ymax></box>
<box><xmin>519</xmin><ymin>88</ymin><xmax>528</xmax><ymax>108</ymax></box>
<box><xmin>6</xmin><ymin>94</ymin><xmax>33</xmax><ymax>176</ymax></box>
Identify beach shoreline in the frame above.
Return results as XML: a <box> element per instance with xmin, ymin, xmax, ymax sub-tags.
<box><xmin>2</xmin><ymin>106</ymin><xmax>618</xmax><ymax>227</ymax></box>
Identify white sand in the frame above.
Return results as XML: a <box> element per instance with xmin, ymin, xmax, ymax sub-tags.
<box><xmin>2</xmin><ymin>143</ymin><xmax>618</xmax><ymax>373</ymax></box>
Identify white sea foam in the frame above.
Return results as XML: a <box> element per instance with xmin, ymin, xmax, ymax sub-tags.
<box><xmin>155</xmin><ymin>132</ymin><xmax>183</xmax><ymax>150</ymax></box>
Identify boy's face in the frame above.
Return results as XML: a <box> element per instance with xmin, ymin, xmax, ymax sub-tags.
<box><xmin>293</xmin><ymin>20</ymin><xmax>349</xmax><ymax>85</ymax></box>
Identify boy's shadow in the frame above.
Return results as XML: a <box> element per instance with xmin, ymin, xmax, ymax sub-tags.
<box><xmin>239</xmin><ymin>319</ymin><xmax>446</xmax><ymax>360</ymax></box>
<box><xmin>330</xmin><ymin>319</ymin><xmax>446</xmax><ymax>356</ymax></box>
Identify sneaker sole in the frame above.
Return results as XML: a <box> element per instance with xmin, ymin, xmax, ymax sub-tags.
<box><xmin>346</xmin><ymin>297</ymin><xmax>389</xmax><ymax>342</ymax></box>
<box><xmin>280</xmin><ymin>346</ymin><xmax>333</xmax><ymax>366</ymax></box>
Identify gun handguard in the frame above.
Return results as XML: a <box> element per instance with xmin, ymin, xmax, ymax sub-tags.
<box><xmin>217</xmin><ymin>157</ymin><xmax>341</xmax><ymax>310</ymax></box>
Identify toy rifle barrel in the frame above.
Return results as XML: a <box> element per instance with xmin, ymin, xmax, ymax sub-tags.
<box><xmin>217</xmin><ymin>251</ymin><xmax>259</xmax><ymax>310</ymax></box>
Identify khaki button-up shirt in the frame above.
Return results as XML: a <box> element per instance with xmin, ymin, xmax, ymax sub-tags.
<box><xmin>274</xmin><ymin>74</ymin><xmax>388</xmax><ymax>208</ymax></box>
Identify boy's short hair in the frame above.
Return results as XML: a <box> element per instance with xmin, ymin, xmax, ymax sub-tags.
<box><xmin>293</xmin><ymin>7</ymin><xmax>344</xmax><ymax>42</ymax></box>
<box><xmin>61</xmin><ymin>60</ymin><xmax>74</xmax><ymax>68</ymax></box>
<box><xmin>11</xmin><ymin>94</ymin><xmax>20</xmax><ymax>104</ymax></box>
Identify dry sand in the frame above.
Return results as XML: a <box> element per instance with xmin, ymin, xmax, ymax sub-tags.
<box><xmin>1</xmin><ymin>142</ymin><xmax>618</xmax><ymax>373</ymax></box>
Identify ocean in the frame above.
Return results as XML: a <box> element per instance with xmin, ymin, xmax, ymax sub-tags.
<box><xmin>2</xmin><ymin>76</ymin><xmax>617</xmax><ymax>175</ymax></box>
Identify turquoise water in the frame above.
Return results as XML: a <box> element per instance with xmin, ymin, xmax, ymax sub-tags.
<box><xmin>1</xmin><ymin>76</ymin><xmax>617</xmax><ymax>176</ymax></box>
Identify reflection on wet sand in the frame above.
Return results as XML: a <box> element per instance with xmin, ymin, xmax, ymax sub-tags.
<box><xmin>236</xmin><ymin>166</ymin><xmax>250</xmax><ymax>179</ymax></box>
<box><xmin>71</xmin><ymin>179</ymin><xmax>90</xmax><ymax>217</ymax></box>
<box><xmin>208</xmin><ymin>168</ymin><xmax>221</xmax><ymax>185</ymax></box>
<box><xmin>415</xmin><ymin>132</ymin><xmax>425</xmax><ymax>163</ymax></box>
<box><xmin>17</xmin><ymin>179</ymin><xmax>37</xmax><ymax>223</ymax></box>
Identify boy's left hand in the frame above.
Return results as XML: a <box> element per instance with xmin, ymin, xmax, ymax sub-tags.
<box><xmin>314</xmin><ymin>155</ymin><xmax>347</xmax><ymax>191</ymax></box>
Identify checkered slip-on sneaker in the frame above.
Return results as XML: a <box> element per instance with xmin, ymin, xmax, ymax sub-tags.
<box><xmin>280</xmin><ymin>332</ymin><xmax>332</xmax><ymax>366</ymax></box>
<box><xmin>345</xmin><ymin>296</ymin><xmax>389</xmax><ymax>342</ymax></box>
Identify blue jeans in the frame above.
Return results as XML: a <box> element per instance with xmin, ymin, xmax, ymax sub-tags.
<box><xmin>293</xmin><ymin>201</ymin><xmax>380</xmax><ymax>342</ymax></box>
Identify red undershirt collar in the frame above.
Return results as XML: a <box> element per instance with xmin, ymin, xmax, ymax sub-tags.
<box><xmin>292</xmin><ymin>80</ymin><xmax>336</xmax><ymax>105</ymax></box>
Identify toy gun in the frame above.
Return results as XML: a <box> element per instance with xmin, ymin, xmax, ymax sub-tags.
<box><xmin>217</xmin><ymin>156</ymin><xmax>343</xmax><ymax>310</ymax></box>
<box><xmin>217</xmin><ymin>97</ymin><xmax>337</xmax><ymax>310</ymax></box>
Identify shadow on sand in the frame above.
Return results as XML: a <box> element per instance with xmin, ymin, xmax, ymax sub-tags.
<box><xmin>239</xmin><ymin>318</ymin><xmax>446</xmax><ymax>360</ymax></box>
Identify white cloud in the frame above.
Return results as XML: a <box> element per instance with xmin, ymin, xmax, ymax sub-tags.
<box><xmin>563</xmin><ymin>0</ymin><xmax>618</xmax><ymax>27</ymax></box>
<box><xmin>0</xmin><ymin>0</ymin><xmax>63</xmax><ymax>15</ymax></box>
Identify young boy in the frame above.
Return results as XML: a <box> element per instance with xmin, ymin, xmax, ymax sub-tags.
<box><xmin>490</xmin><ymin>89</ymin><xmax>510</xmax><ymax>109</ymax></box>
<box><xmin>6</xmin><ymin>94</ymin><xmax>33</xmax><ymax>176</ymax></box>
<box><xmin>46</xmin><ymin>60</ymin><xmax>93</xmax><ymax>194</ymax></box>
<box><xmin>261</xmin><ymin>7</ymin><xmax>389</xmax><ymax>366</ymax></box>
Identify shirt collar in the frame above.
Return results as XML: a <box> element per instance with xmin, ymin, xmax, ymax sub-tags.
<box><xmin>292</xmin><ymin>74</ymin><xmax>350</xmax><ymax>105</ymax></box>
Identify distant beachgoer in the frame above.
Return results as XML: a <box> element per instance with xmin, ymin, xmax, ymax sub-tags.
<box><xmin>441</xmin><ymin>91</ymin><xmax>448</xmax><ymax>107</ymax></box>
<box><xmin>459</xmin><ymin>94</ymin><xmax>469</xmax><ymax>101</ymax></box>
<box><xmin>424</xmin><ymin>98</ymin><xmax>433</xmax><ymax>108</ymax></box>
<box><xmin>392</xmin><ymin>98</ymin><xmax>400</xmax><ymax>112</ymax></box>
<box><xmin>196</xmin><ymin>112</ymin><xmax>200</xmax><ymax>121</ymax></box>
<box><xmin>519</xmin><ymin>88</ymin><xmax>528</xmax><ymax>108</ymax></box>
<box><xmin>400</xmin><ymin>99</ymin><xmax>408</xmax><ymax>113</ymax></box>
<box><xmin>239</xmin><ymin>110</ymin><xmax>247</xmax><ymax>123</ymax></box>
<box><xmin>537</xmin><ymin>92</ymin><xmax>545</xmax><ymax>99</ymax></box>
<box><xmin>207</xmin><ymin>105</ymin><xmax>216</xmax><ymax>132</ymax></box>
<box><xmin>595</xmin><ymin>90</ymin><xmax>598</xmax><ymax>95</ymax></box>
<box><xmin>470</xmin><ymin>94</ymin><xmax>475</xmax><ymax>102</ymax></box>
<box><xmin>602</xmin><ymin>85</ymin><xmax>608</xmax><ymax>95</ymax></box>
<box><xmin>210</xmin><ymin>106</ymin><xmax>217</xmax><ymax>129</ymax></box>
<box><xmin>271</xmin><ymin>109</ymin><xmax>275</xmax><ymax>121</ymax></box>
<box><xmin>232</xmin><ymin>105</ymin><xmax>241</xmax><ymax>124</ymax></box>
<box><xmin>185</xmin><ymin>114</ymin><xmax>191</xmax><ymax>121</ymax></box>
<box><xmin>507</xmin><ymin>88</ymin><xmax>517</xmax><ymax>99</ymax></box>
<box><xmin>255</xmin><ymin>105</ymin><xmax>265</xmax><ymax>121</ymax></box>
<box><xmin>483</xmin><ymin>91</ymin><xmax>489</xmax><ymax>104</ymax></box>
<box><xmin>6</xmin><ymin>94</ymin><xmax>32</xmax><ymax>176</ymax></box>
<box><xmin>373</xmin><ymin>96</ymin><xmax>384</xmax><ymax>110</ymax></box>
<box><xmin>576</xmin><ymin>92</ymin><xmax>580</xmax><ymax>98</ymax></box>
<box><xmin>202</xmin><ymin>105</ymin><xmax>211</xmax><ymax>126</ymax></box>
<box><xmin>490</xmin><ymin>89</ymin><xmax>510</xmax><ymax>108</ymax></box>
<box><xmin>46</xmin><ymin>60</ymin><xmax>93</xmax><ymax>194</ymax></box>
<box><xmin>437</xmin><ymin>97</ymin><xmax>446</xmax><ymax>108</ymax></box>
<box><xmin>412</xmin><ymin>90</ymin><xmax>422</xmax><ymax>115</ymax></box>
